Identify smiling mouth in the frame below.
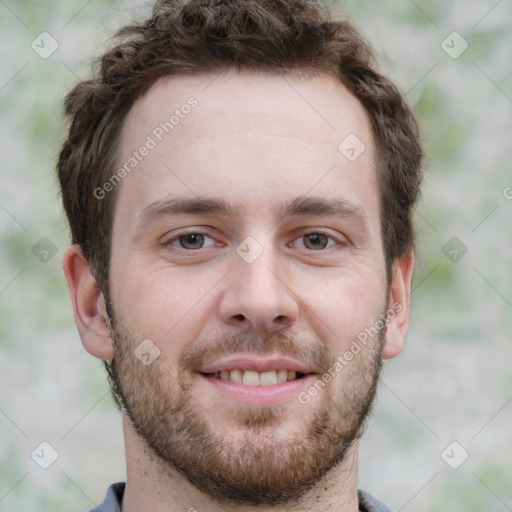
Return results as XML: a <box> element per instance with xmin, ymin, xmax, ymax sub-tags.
<box><xmin>200</xmin><ymin>369</ymin><xmax>308</xmax><ymax>386</ymax></box>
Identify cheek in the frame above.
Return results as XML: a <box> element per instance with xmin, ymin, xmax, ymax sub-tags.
<box><xmin>111</xmin><ymin>262</ymin><xmax>220</xmax><ymax>351</ymax></box>
<box><xmin>299</xmin><ymin>271</ymin><xmax>386</xmax><ymax>348</ymax></box>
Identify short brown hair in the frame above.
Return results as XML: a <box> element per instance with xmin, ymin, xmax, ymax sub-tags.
<box><xmin>58</xmin><ymin>0</ymin><xmax>422</xmax><ymax>304</ymax></box>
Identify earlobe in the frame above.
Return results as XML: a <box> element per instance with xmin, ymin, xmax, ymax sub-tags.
<box><xmin>382</xmin><ymin>250</ymin><xmax>415</xmax><ymax>360</ymax></box>
<box><xmin>62</xmin><ymin>245</ymin><xmax>114</xmax><ymax>361</ymax></box>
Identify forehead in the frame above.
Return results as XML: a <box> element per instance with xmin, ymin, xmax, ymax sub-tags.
<box><xmin>123</xmin><ymin>69</ymin><xmax>373</xmax><ymax>154</ymax></box>
<box><xmin>114</xmin><ymin>69</ymin><xmax>379</xmax><ymax>230</ymax></box>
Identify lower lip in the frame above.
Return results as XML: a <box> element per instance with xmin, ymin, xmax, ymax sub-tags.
<box><xmin>197</xmin><ymin>373</ymin><xmax>317</xmax><ymax>406</ymax></box>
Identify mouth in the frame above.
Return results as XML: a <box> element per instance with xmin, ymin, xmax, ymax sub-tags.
<box><xmin>200</xmin><ymin>369</ymin><xmax>309</xmax><ymax>386</ymax></box>
<box><xmin>195</xmin><ymin>355</ymin><xmax>319</xmax><ymax>405</ymax></box>
<box><xmin>197</xmin><ymin>370</ymin><xmax>316</xmax><ymax>406</ymax></box>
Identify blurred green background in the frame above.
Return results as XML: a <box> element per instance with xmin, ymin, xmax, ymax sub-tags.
<box><xmin>1</xmin><ymin>1</ymin><xmax>511</xmax><ymax>510</ymax></box>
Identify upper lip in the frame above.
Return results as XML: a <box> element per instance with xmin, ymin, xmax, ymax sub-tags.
<box><xmin>197</xmin><ymin>355</ymin><xmax>317</xmax><ymax>374</ymax></box>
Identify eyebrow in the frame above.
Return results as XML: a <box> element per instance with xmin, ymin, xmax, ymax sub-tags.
<box><xmin>136</xmin><ymin>195</ymin><xmax>371</xmax><ymax>233</ymax></box>
<box><xmin>138</xmin><ymin>197</ymin><xmax>236</xmax><ymax>228</ymax></box>
<box><xmin>277</xmin><ymin>196</ymin><xmax>369</xmax><ymax>223</ymax></box>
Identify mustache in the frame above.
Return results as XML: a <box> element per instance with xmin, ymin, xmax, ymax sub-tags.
<box><xmin>178</xmin><ymin>331</ymin><xmax>335</xmax><ymax>375</ymax></box>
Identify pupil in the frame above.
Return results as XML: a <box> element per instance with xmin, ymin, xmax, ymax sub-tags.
<box><xmin>180</xmin><ymin>233</ymin><xmax>204</xmax><ymax>249</ymax></box>
<box><xmin>305</xmin><ymin>233</ymin><xmax>327</xmax><ymax>249</ymax></box>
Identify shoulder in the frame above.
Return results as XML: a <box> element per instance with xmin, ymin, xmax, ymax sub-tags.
<box><xmin>88</xmin><ymin>482</ymin><xmax>126</xmax><ymax>512</ymax></box>
<box><xmin>87</xmin><ymin>484</ymin><xmax>390</xmax><ymax>512</ymax></box>
<box><xmin>358</xmin><ymin>489</ymin><xmax>394</xmax><ymax>512</ymax></box>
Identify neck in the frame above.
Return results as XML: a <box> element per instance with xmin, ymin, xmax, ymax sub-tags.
<box><xmin>121</xmin><ymin>413</ymin><xmax>361</xmax><ymax>512</ymax></box>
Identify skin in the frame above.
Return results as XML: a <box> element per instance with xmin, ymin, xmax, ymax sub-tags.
<box><xmin>63</xmin><ymin>69</ymin><xmax>414</xmax><ymax>512</ymax></box>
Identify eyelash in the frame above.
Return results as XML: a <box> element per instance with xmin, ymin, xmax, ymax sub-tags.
<box><xmin>164</xmin><ymin>230</ymin><xmax>219</xmax><ymax>251</ymax></box>
<box><xmin>290</xmin><ymin>230</ymin><xmax>339</xmax><ymax>250</ymax></box>
<box><xmin>163</xmin><ymin>229</ymin><xmax>345</xmax><ymax>252</ymax></box>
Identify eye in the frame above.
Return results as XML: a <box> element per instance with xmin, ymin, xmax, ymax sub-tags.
<box><xmin>292</xmin><ymin>232</ymin><xmax>339</xmax><ymax>250</ymax></box>
<box><xmin>167</xmin><ymin>232</ymin><xmax>217</xmax><ymax>250</ymax></box>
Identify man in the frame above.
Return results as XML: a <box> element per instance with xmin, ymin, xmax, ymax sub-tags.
<box><xmin>58</xmin><ymin>0</ymin><xmax>422</xmax><ymax>510</ymax></box>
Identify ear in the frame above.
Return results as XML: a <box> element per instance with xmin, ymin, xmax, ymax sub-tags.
<box><xmin>382</xmin><ymin>250</ymin><xmax>415</xmax><ymax>360</ymax></box>
<box><xmin>62</xmin><ymin>245</ymin><xmax>114</xmax><ymax>360</ymax></box>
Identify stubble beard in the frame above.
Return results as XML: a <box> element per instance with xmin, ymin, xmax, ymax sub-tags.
<box><xmin>107</xmin><ymin>313</ymin><xmax>385</xmax><ymax>507</ymax></box>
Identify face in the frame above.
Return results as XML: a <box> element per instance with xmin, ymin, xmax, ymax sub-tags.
<box><xmin>107</xmin><ymin>70</ymin><xmax>394</xmax><ymax>506</ymax></box>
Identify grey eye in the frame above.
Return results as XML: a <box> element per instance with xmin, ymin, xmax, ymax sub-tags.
<box><xmin>302</xmin><ymin>233</ymin><xmax>329</xmax><ymax>250</ymax></box>
<box><xmin>178</xmin><ymin>233</ymin><xmax>206</xmax><ymax>249</ymax></box>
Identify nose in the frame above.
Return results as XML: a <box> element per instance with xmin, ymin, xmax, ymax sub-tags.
<box><xmin>218</xmin><ymin>245</ymin><xmax>299</xmax><ymax>334</ymax></box>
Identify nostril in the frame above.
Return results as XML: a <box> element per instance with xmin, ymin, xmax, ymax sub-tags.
<box><xmin>234</xmin><ymin>314</ymin><xmax>245</xmax><ymax>321</ymax></box>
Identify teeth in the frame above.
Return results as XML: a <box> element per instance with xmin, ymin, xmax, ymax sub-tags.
<box><xmin>277</xmin><ymin>369</ymin><xmax>288</xmax><ymax>383</ymax></box>
<box><xmin>230</xmin><ymin>369</ymin><xmax>243</xmax><ymax>384</ymax></box>
<box><xmin>260</xmin><ymin>371</ymin><xmax>277</xmax><ymax>386</ymax></box>
<box><xmin>242</xmin><ymin>370</ymin><xmax>260</xmax><ymax>386</ymax></box>
<box><xmin>210</xmin><ymin>369</ymin><xmax>303</xmax><ymax>385</ymax></box>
